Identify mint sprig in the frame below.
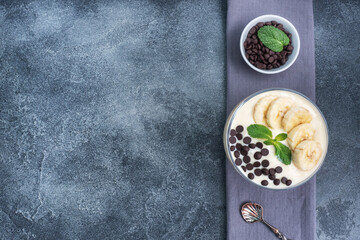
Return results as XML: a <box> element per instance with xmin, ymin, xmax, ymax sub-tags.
<box><xmin>257</xmin><ymin>26</ymin><xmax>290</xmax><ymax>52</ymax></box>
<box><xmin>247</xmin><ymin>124</ymin><xmax>291</xmax><ymax>165</ymax></box>
<box><xmin>247</xmin><ymin>124</ymin><xmax>272</xmax><ymax>139</ymax></box>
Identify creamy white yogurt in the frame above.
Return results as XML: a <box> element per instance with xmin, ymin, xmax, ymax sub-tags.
<box><xmin>225</xmin><ymin>89</ymin><xmax>328</xmax><ymax>189</ymax></box>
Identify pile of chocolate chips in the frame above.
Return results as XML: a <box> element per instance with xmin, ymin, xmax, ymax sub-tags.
<box><xmin>229</xmin><ymin>125</ymin><xmax>292</xmax><ymax>187</ymax></box>
<box><xmin>243</xmin><ymin>21</ymin><xmax>294</xmax><ymax>70</ymax></box>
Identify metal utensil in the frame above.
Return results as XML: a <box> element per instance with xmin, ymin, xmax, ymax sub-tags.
<box><xmin>241</xmin><ymin>202</ymin><xmax>290</xmax><ymax>240</ymax></box>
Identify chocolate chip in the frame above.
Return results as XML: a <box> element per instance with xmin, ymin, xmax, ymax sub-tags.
<box><xmin>240</xmin><ymin>149</ymin><xmax>248</xmax><ymax>156</ymax></box>
<box><xmin>256</xmin><ymin>142</ymin><xmax>263</xmax><ymax>149</ymax></box>
<box><xmin>274</xmin><ymin>179</ymin><xmax>280</xmax><ymax>185</ymax></box>
<box><xmin>241</xmin><ymin>146</ymin><xmax>250</xmax><ymax>152</ymax></box>
<box><xmin>286</xmin><ymin>180</ymin><xmax>292</xmax><ymax>186</ymax></box>
<box><xmin>253</xmin><ymin>161</ymin><xmax>261</xmax><ymax>167</ymax></box>
<box><xmin>236</xmin><ymin>134</ymin><xmax>243</xmax><ymax>140</ymax></box>
<box><xmin>234</xmin><ymin>151</ymin><xmax>240</xmax><ymax>158</ymax></box>
<box><xmin>235</xmin><ymin>158</ymin><xmax>242</xmax><ymax>166</ymax></box>
<box><xmin>275</xmin><ymin>166</ymin><xmax>283</xmax><ymax>173</ymax></box>
<box><xmin>230</xmin><ymin>146</ymin><xmax>235</xmax><ymax>151</ymax></box>
<box><xmin>248</xmin><ymin>173</ymin><xmax>254</xmax><ymax>180</ymax></box>
<box><xmin>242</xmin><ymin>166</ymin><xmax>247</xmax><ymax>172</ymax></box>
<box><xmin>243</xmin><ymin>137</ymin><xmax>251</xmax><ymax>144</ymax></box>
<box><xmin>269</xmin><ymin>168</ymin><xmax>276</xmax><ymax>175</ymax></box>
<box><xmin>261</xmin><ymin>180</ymin><xmax>268</xmax><ymax>186</ymax></box>
<box><xmin>254</xmin><ymin>169</ymin><xmax>262</xmax><ymax>176</ymax></box>
<box><xmin>243</xmin><ymin>156</ymin><xmax>251</xmax><ymax>163</ymax></box>
<box><xmin>260</xmin><ymin>55</ymin><xmax>265</xmax><ymax>62</ymax></box>
<box><xmin>257</xmin><ymin>22</ymin><xmax>264</xmax><ymax>27</ymax></box>
<box><xmin>229</xmin><ymin>137</ymin><xmax>236</xmax><ymax>144</ymax></box>
<box><xmin>256</xmin><ymin>62</ymin><xmax>266</xmax><ymax>69</ymax></box>
<box><xmin>254</xmin><ymin>152</ymin><xmax>262</xmax><ymax>160</ymax></box>
<box><xmin>262</xmin><ymin>160</ymin><xmax>269</xmax><ymax>167</ymax></box>
<box><xmin>236</xmin><ymin>125</ymin><xmax>244</xmax><ymax>132</ymax></box>
<box><xmin>261</xmin><ymin>148</ymin><xmax>269</xmax><ymax>156</ymax></box>
<box><xmin>246</xmin><ymin>164</ymin><xmax>253</xmax><ymax>170</ymax></box>
<box><xmin>269</xmin><ymin>175</ymin><xmax>275</xmax><ymax>180</ymax></box>
<box><xmin>236</xmin><ymin>143</ymin><xmax>242</xmax><ymax>150</ymax></box>
<box><xmin>249</xmin><ymin>143</ymin><xmax>256</xmax><ymax>149</ymax></box>
<box><xmin>230</xmin><ymin>129</ymin><xmax>236</xmax><ymax>136</ymax></box>
<box><xmin>281</xmin><ymin>177</ymin><xmax>287</xmax><ymax>184</ymax></box>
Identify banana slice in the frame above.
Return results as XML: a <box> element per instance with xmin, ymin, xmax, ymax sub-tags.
<box><xmin>282</xmin><ymin>106</ymin><xmax>313</xmax><ymax>132</ymax></box>
<box><xmin>287</xmin><ymin>123</ymin><xmax>315</xmax><ymax>149</ymax></box>
<box><xmin>293</xmin><ymin>140</ymin><xmax>322</xmax><ymax>171</ymax></box>
<box><xmin>253</xmin><ymin>96</ymin><xmax>277</xmax><ymax>126</ymax></box>
<box><xmin>266</xmin><ymin>97</ymin><xmax>294</xmax><ymax>129</ymax></box>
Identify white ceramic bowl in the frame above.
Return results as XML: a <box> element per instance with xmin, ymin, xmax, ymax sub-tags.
<box><xmin>240</xmin><ymin>15</ymin><xmax>300</xmax><ymax>74</ymax></box>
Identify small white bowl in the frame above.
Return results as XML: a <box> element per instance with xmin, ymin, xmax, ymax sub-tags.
<box><xmin>240</xmin><ymin>15</ymin><xmax>300</xmax><ymax>74</ymax></box>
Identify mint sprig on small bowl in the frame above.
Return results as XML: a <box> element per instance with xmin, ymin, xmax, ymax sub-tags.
<box><xmin>247</xmin><ymin>124</ymin><xmax>291</xmax><ymax>165</ymax></box>
<box><xmin>257</xmin><ymin>26</ymin><xmax>290</xmax><ymax>52</ymax></box>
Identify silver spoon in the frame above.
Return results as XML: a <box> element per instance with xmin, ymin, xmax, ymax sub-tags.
<box><xmin>241</xmin><ymin>202</ymin><xmax>290</xmax><ymax>240</ymax></box>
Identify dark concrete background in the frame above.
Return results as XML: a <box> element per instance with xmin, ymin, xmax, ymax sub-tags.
<box><xmin>0</xmin><ymin>0</ymin><xmax>358</xmax><ymax>239</ymax></box>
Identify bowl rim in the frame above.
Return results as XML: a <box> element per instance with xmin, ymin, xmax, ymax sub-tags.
<box><xmin>240</xmin><ymin>14</ymin><xmax>301</xmax><ymax>74</ymax></box>
<box><xmin>223</xmin><ymin>88</ymin><xmax>329</xmax><ymax>190</ymax></box>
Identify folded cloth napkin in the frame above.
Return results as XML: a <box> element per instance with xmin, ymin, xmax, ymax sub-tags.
<box><xmin>226</xmin><ymin>0</ymin><xmax>316</xmax><ymax>239</ymax></box>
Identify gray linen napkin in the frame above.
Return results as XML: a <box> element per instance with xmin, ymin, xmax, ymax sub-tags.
<box><xmin>226</xmin><ymin>1</ymin><xmax>316</xmax><ymax>239</ymax></box>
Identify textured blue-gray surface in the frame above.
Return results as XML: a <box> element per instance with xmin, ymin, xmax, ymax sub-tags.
<box><xmin>0</xmin><ymin>0</ymin><xmax>358</xmax><ymax>239</ymax></box>
<box><xmin>314</xmin><ymin>1</ymin><xmax>360</xmax><ymax>239</ymax></box>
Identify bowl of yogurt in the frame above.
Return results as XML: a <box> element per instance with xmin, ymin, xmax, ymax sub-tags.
<box><xmin>223</xmin><ymin>88</ymin><xmax>328</xmax><ymax>190</ymax></box>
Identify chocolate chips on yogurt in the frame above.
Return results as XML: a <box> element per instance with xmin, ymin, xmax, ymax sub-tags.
<box><xmin>229</xmin><ymin>125</ymin><xmax>292</xmax><ymax>187</ymax></box>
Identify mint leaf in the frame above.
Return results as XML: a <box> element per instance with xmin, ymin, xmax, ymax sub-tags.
<box><xmin>247</xmin><ymin>124</ymin><xmax>272</xmax><ymax>140</ymax></box>
<box><xmin>247</xmin><ymin>125</ymin><xmax>291</xmax><ymax>165</ymax></box>
<box><xmin>264</xmin><ymin>139</ymin><xmax>275</xmax><ymax>145</ymax></box>
<box><xmin>275</xmin><ymin>133</ymin><xmax>287</xmax><ymax>141</ymax></box>
<box><xmin>273</xmin><ymin>142</ymin><xmax>291</xmax><ymax>165</ymax></box>
<box><xmin>257</xmin><ymin>26</ymin><xmax>290</xmax><ymax>52</ymax></box>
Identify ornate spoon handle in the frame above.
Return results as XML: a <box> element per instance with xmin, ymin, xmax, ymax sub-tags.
<box><xmin>262</xmin><ymin>220</ymin><xmax>288</xmax><ymax>240</ymax></box>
